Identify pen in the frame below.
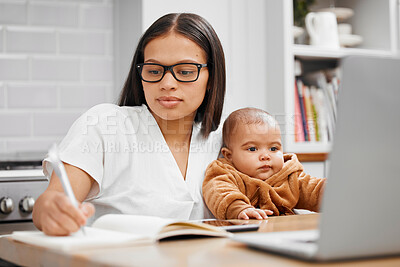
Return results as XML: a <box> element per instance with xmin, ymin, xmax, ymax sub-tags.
<box><xmin>48</xmin><ymin>143</ymin><xmax>86</xmax><ymax>235</ymax></box>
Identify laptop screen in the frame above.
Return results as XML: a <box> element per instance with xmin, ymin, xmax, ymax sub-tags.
<box><xmin>318</xmin><ymin>55</ymin><xmax>400</xmax><ymax>259</ymax></box>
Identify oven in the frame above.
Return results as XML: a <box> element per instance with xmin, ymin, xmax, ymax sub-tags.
<box><xmin>0</xmin><ymin>152</ymin><xmax>49</xmax><ymax>235</ymax></box>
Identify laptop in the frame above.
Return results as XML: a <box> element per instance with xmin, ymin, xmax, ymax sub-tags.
<box><xmin>232</xmin><ymin>55</ymin><xmax>400</xmax><ymax>261</ymax></box>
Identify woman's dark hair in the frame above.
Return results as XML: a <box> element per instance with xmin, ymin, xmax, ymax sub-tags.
<box><xmin>118</xmin><ymin>13</ymin><xmax>226</xmax><ymax>138</ymax></box>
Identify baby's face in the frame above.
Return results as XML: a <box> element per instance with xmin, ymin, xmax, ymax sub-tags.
<box><xmin>224</xmin><ymin>122</ymin><xmax>284</xmax><ymax>180</ymax></box>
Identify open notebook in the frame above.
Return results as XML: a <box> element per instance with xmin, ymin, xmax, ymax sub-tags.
<box><xmin>10</xmin><ymin>214</ymin><xmax>231</xmax><ymax>251</ymax></box>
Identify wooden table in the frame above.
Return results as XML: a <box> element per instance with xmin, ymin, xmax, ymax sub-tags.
<box><xmin>1</xmin><ymin>214</ymin><xmax>399</xmax><ymax>267</ymax></box>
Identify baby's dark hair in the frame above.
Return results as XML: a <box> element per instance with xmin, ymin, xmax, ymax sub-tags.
<box><xmin>222</xmin><ymin>107</ymin><xmax>278</xmax><ymax>148</ymax></box>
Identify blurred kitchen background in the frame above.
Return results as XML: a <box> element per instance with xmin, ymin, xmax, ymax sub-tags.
<box><xmin>0</xmin><ymin>0</ymin><xmax>272</xmax><ymax>154</ymax></box>
<box><xmin>1</xmin><ymin>0</ymin><xmax>397</xmax><ymax>161</ymax></box>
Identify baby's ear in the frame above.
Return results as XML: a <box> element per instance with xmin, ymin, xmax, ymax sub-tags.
<box><xmin>221</xmin><ymin>147</ymin><xmax>233</xmax><ymax>162</ymax></box>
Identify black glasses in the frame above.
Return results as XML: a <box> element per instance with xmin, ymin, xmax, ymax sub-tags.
<box><xmin>136</xmin><ymin>63</ymin><xmax>207</xmax><ymax>83</ymax></box>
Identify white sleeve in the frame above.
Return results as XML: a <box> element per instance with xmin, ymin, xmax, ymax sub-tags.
<box><xmin>42</xmin><ymin>104</ymin><xmax>112</xmax><ymax>199</ymax></box>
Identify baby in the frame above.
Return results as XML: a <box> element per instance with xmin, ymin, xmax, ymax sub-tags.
<box><xmin>202</xmin><ymin>107</ymin><xmax>326</xmax><ymax>220</ymax></box>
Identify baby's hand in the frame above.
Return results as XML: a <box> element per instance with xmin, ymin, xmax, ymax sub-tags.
<box><xmin>238</xmin><ymin>208</ymin><xmax>273</xmax><ymax>220</ymax></box>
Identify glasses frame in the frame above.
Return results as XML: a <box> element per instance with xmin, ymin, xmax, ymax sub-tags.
<box><xmin>136</xmin><ymin>63</ymin><xmax>208</xmax><ymax>83</ymax></box>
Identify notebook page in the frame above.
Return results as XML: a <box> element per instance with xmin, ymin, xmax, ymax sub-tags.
<box><xmin>92</xmin><ymin>214</ymin><xmax>175</xmax><ymax>237</ymax></box>
<box><xmin>11</xmin><ymin>227</ymin><xmax>150</xmax><ymax>251</ymax></box>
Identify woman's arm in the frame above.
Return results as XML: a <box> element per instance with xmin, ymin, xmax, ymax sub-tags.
<box><xmin>32</xmin><ymin>163</ymin><xmax>95</xmax><ymax>236</ymax></box>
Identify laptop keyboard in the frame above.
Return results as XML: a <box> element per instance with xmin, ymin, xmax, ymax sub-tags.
<box><xmin>232</xmin><ymin>230</ymin><xmax>320</xmax><ymax>259</ymax></box>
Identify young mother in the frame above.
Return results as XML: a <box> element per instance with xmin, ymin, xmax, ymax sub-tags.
<box><xmin>32</xmin><ymin>13</ymin><xmax>226</xmax><ymax>236</ymax></box>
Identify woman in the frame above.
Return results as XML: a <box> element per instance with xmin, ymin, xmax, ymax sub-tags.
<box><xmin>32</xmin><ymin>13</ymin><xmax>226</xmax><ymax>236</ymax></box>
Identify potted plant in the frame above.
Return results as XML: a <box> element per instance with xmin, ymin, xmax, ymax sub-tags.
<box><xmin>293</xmin><ymin>0</ymin><xmax>316</xmax><ymax>27</ymax></box>
<box><xmin>293</xmin><ymin>0</ymin><xmax>315</xmax><ymax>40</ymax></box>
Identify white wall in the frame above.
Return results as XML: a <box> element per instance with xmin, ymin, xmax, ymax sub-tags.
<box><xmin>0</xmin><ymin>0</ymin><xmax>114</xmax><ymax>153</ymax></box>
<box><xmin>113</xmin><ymin>0</ymin><xmax>141</xmax><ymax>98</ymax></box>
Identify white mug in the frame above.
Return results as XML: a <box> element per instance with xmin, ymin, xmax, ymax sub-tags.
<box><xmin>305</xmin><ymin>12</ymin><xmax>340</xmax><ymax>49</ymax></box>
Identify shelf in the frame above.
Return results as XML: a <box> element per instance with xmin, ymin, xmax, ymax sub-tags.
<box><xmin>285</xmin><ymin>141</ymin><xmax>332</xmax><ymax>154</ymax></box>
<box><xmin>296</xmin><ymin>152</ymin><xmax>329</xmax><ymax>162</ymax></box>
<box><xmin>293</xmin><ymin>44</ymin><xmax>396</xmax><ymax>60</ymax></box>
<box><xmin>269</xmin><ymin>0</ymin><xmax>399</xmax><ymax>156</ymax></box>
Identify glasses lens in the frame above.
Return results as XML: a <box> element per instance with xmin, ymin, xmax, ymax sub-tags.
<box><xmin>172</xmin><ymin>64</ymin><xmax>199</xmax><ymax>82</ymax></box>
<box><xmin>141</xmin><ymin>64</ymin><xmax>164</xmax><ymax>82</ymax></box>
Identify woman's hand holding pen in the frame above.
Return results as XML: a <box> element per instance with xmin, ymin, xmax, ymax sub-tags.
<box><xmin>33</xmin><ymin>191</ymin><xmax>94</xmax><ymax>236</ymax></box>
<box><xmin>32</xmin><ymin>162</ymin><xmax>96</xmax><ymax>236</ymax></box>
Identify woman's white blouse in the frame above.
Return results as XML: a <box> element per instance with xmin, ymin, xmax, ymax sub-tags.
<box><xmin>43</xmin><ymin>104</ymin><xmax>222</xmax><ymax>224</ymax></box>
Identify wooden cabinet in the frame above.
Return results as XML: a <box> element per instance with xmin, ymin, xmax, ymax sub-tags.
<box><xmin>296</xmin><ymin>153</ymin><xmax>329</xmax><ymax>178</ymax></box>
